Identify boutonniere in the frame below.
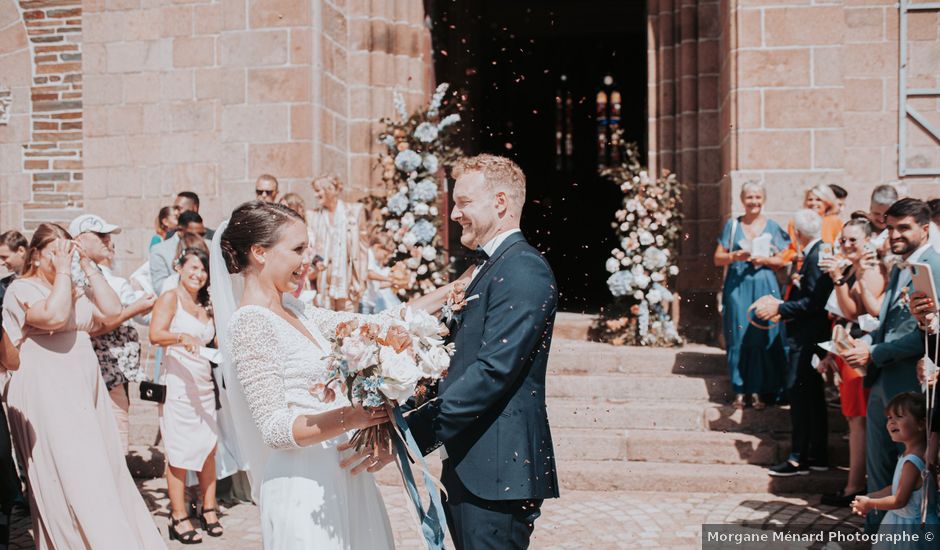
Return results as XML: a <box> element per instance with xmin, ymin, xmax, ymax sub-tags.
<box><xmin>442</xmin><ymin>281</ymin><xmax>468</xmax><ymax>323</ymax></box>
<box><xmin>791</xmin><ymin>272</ymin><xmax>803</xmax><ymax>289</ymax></box>
<box><xmin>899</xmin><ymin>287</ymin><xmax>911</xmax><ymax>311</ymax></box>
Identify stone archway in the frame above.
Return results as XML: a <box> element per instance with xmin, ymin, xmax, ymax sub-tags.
<box><xmin>0</xmin><ymin>0</ymin><xmax>31</xmax><ymax>229</ymax></box>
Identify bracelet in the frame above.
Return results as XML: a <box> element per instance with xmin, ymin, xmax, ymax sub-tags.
<box><xmin>339</xmin><ymin>407</ymin><xmax>346</xmax><ymax>431</ymax></box>
<box><xmin>834</xmin><ymin>278</ymin><xmax>846</xmax><ymax>286</ymax></box>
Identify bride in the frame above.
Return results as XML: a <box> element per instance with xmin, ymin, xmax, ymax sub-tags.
<box><xmin>209</xmin><ymin>201</ymin><xmax>451</xmax><ymax>549</ymax></box>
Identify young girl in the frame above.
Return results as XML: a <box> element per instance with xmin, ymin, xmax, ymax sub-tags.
<box><xmin>852</xmin><ymin>392</ymin><xmax>939</xmax><ymax>546</ymax></box>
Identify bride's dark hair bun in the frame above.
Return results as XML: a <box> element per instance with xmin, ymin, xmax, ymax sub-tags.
<box><xmin>220</xmin><ymin>200</ymin><xmax>304</xmax><ymax>274</ymax></box>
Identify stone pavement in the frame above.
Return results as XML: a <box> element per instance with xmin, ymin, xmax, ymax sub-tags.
<box><xmin>7</xmin><ymin>482</ymin><xmax>863</xmax><ymax>549</ymax></box>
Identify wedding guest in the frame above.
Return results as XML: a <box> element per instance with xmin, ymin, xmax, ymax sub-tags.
<box><xmin>869</xmin><ymin>185</ymin><xmax>899</xmax><ymax>234</ymax></box>
<box><xmin>279</xmin><ymin>192</ymin><xmax>306</xmax><ymax>219</ymax></box>
<box><xmin>159</xmin><ymin>232</ymin><xmax>210</xmax><ymax>296</ymax></box>
<box><xmin>829</xmin><ymin>184</ymin><xmax>848</xmax><ymax>216</ymax></box>
<box><xmin>69</xmin><ymin>214</ymin><xmax>156</xmax><ymax>453</ymax></box>
<box><xmin>759</xmin><ymin>209</ymin><xmax>834</xmax><ymax>477</ymax></box>
<box><xmin>0</xmin><ymin>223</ymin><xmax>164</xmax><ymax>548</ymax></box>
<box><xmin>255</xmin><ymin>174</ymin><xmax>279</xmax><ymax>204</ymax></box>
<box><xmin>840</xmin><ymin>198</ymin><xmax>940</xmax><ymax>532</ymax></box>
<box><xmin>713</xmin><ymin>181</ymin><xmax>790</xmax><ymax>409</ymax></box>
<box><xmin>307</xmin><ymin>175</ymin><xmax>368</xmax><ymax>312</ymax></box>
<box><xmin>167</xmin><ymin>191</ymin><xmax>214</xmax><ymax>240</ymax></box>
<box><xmin>850</xmin><ymin>393</ymin><xmax>939</xmax><ymax>537</ymax></box>
<box><xmin>0</xmin><ymin>230</ymin><xmax>25</xmax><ymax>545</ymax></box>
<box><xmin>150</xmin><ymin>248</ymin><xmax>221</xmax><ymax>543</ymax></box>
<box><xmin>362</xmin><ymin>232</ymin><xmax>402</xmax><ymax>314</ymax></box>
<box><xmin>153</xmin><ymin>210</ymin><xmax>208</xmax><ymax>294</ymax></box>
<box><xmin>0</xmin><ymin>231</ymin><xmax>27</xmax><ymax>276</ymax></box>
<box><xmin>818</xmin><ymin>218</ymin><xmax>887</xmax><ymax>506</ymax></box>
<box><xmin>151</xmin><ymin>206</ymin><xmax>178</xmax><ymax>250</ymax></box>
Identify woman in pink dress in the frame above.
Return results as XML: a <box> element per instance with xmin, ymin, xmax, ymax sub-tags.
<box><xmin>149</xmin><ymin>248</ymin><xmax>221</xmax><ymax>544</ymax></box>
<box><xmin>0</xmin><ymin>223</ymin><xmax>165</xmax><ymax>550</ymax></box>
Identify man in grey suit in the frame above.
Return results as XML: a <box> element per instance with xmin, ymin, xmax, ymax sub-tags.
<box><xmin>842</xmin><ymin>197</ymin><xmax>940</xmax><ymax>531</ymax></box>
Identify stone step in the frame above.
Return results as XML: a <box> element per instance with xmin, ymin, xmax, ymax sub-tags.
<box><xmin>555</xmin><ymin>460</ymin><xmax>848</xmax><ymax>494</ymax></box>
<box><xmin>548</xmin><ymin>399</ymin><xmax>848</xmax><ymax>434</ymax></box>
<box><xmin>551</xmin><ymin>312</ymin><xmax>595</xmax><ymax>341</ymax></box>
<box><xmin>548</xmin><ymin>339</ymin><xmax>725</xmax><ymax>376</ymax></box>
<box><xmin>546</xmin><ymin>373</ymin><xmax>733</xmax><ymax>402</ymax></box>
<box><xmin>552</xmin><ymin>428</ymin><xmax>849</xmax><ymax>467</ymax></box>
<box><xmin>372</xmin><ymin>454</ymin><xmax>847</xmax><ymax>494</ymax></box>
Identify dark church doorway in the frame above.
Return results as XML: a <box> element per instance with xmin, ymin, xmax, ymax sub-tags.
<box><xmin>429</xmin><ymin>0</ymin><xmax>648</xmax><ymax>311</ymax></box>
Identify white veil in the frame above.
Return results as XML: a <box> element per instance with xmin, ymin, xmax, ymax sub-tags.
<box><xmin>209</xmin><ymin>220</ymin><xmax>270</xmax><ymax>502</ymax></box>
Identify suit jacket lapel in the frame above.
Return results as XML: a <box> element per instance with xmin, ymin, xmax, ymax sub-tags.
<box><xmin>882</xmin><ymin>265</ymin><xmax>902</xmax><ymax>316</ymax></box>
<box><xmin>465</xmin><ymin>232</ymin><xmax>527</xmax><ymax>296</ymax></box>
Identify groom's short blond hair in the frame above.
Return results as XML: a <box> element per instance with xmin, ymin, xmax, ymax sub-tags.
<box><xmin>452</xmin><ymin>154</ymin><xmax>526</xmax><ymax>215</ymax></box>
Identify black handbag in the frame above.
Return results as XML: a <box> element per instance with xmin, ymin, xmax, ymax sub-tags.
<box><xmin>139</xmin><ymin>349</ymin><xmax>166</xmax><ymax>404</ymax></box>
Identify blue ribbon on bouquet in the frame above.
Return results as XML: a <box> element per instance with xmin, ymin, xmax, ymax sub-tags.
<box><xmin>390</xmin><ymin>405</ymin><xmax>447</xmax><ymax>550</ymax></box>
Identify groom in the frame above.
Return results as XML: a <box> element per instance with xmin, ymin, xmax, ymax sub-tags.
<box><xmin>407</xmin><ymin>154</ymin><xmax>560</xmax><ymax>549</ymax></box>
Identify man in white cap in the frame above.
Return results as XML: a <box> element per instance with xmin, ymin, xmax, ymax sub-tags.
<box><xmin>69</xmin><ymin>213</ymin><xmax>156</xmax><ymax>452</ymax></box>
<box><xmin>69</xmin><ymin>214</ymin><xmax>121</xmax><ymax>269</ymax></box>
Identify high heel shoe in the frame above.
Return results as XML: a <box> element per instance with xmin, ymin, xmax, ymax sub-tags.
<box><xmin>751</xmin><ymin>393</ymin><xmax>766</xmax><ymax>411</ymax></box>
<box><xmin>733</xmin><ymin>394</ymin><xmax>746</xmax><ymax>409</ymax></box>
<box><xmin>199</xmin><ymin>507</ymin><xmax>223</xmax><ymax>538</ymax></box>
<box><xmin>169</xmin><ymin>516</ymin><xmax>202</xmax><ymax>544</ymax></box>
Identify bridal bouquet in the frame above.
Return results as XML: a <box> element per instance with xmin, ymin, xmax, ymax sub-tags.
<box><xmin>316</xmin><ymin>308</ymin><xmax>454</xmax><ymax>451</ymax></box>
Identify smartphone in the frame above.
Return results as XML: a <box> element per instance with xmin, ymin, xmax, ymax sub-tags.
<box><xmin>817</xmin><ymin>243</ymin><xmax>834</xmax><ymax>266</ymax></box>
<box><xmin>909</xmin><ymin>262</ymin><xmax>938</xmax><ymax>308</ymax></box>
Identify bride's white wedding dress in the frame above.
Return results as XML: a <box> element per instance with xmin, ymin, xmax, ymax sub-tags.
<box><xmin>227</xmin><ymin>300</ymin><xmax>395</xmax><ymax>550</ymax></box>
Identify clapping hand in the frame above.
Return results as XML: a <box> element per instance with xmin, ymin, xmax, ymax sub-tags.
<box><xmin>732</xmin><ymin>250</ymin><xmax>751</xmax><ymax>263</ymax></box>
<box><xmin>841</xmin><ymin>336</ymin><xmax>871</xmax><ymax>369</ymax></box>
<box><xmin>753</xmin><ymin>297</ymin><xmax>781</xmax><ymax>321</ymax></box>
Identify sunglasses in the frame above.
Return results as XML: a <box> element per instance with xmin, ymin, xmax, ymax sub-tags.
<box><xmin>255</xmin><ymin>189</ymin><xmax>275</xmax><ymax>197</ymax></box>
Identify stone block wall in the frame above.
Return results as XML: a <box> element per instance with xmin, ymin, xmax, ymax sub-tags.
<box><xmin>650</xmin><ymin>0</ymin><xmax>940</xmax><ymax>339</ymax></box>
<box><xmin>76</xmin><ymin>0</ymin><xmax>430</xmax><ymax>274</ymax></box>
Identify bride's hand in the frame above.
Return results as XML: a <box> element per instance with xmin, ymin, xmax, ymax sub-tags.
<box><xmin>337</xmin><ymin>429</ymin><xmax>396</xmax><ymax>475</ymax></box>
<box><xmin>346</xmin><ymin>405</ymin><xmax>389</xmax><ymax>431</ymax></box>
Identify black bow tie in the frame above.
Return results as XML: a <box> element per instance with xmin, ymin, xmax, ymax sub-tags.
<box><xmin>471</xmin><ymin>246</ymin><xmax>489</xmax><ymax>266</ymax></box>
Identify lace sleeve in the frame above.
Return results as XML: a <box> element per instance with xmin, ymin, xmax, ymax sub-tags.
<box><xmin>307</xmin><ymin>303</ymin><xmax>406</xmax><ymax>339</ymax></box>
<box><xmin>229</xmin><ymin>309</ymin><xmax>301</xmax><ymax>450</ymax></box>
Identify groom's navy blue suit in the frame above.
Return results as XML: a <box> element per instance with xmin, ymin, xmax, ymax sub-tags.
<box><xmin>407</xmin><ymin>231</ymin><xmax>559</xmax><ymax>549</ymax></box>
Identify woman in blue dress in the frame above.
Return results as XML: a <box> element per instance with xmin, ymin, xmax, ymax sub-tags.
<box><xmin>714</xmin><ymin>181</ymin><xmax>790</xmax><ymax>410</ymax></box>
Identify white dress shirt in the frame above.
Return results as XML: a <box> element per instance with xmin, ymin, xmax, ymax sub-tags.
<box><xmin>470</xmin><ymin>228</ymin><xmax>522</xmax><ymax>283</ymax></box>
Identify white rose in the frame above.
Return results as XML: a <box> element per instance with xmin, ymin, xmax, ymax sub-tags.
<box><xmin>627</xmin><ymin>213</ymin><xmax>635</xmax><ymax>222</ymax></box>
<box><xmin>651</xmin><ymin>272</ymin><xmax>665</xmax><ymax>282</ymax></box>
<box><xmin>429</xmin><ymin>206</ymin><xmax>438</xmax><ymax>216</ymax></box>
<box><xmin>634</xmin><ymin>273</ymin><xmax>651</xmax><ymax>289</ymax></box>
<box><xmin>422</xmin><ymin>246</ymin><xmax>437</xmax><ymax>261</ymax></box>
<box><xmin>402</xmin><ymin>232</ymin><xmax>418</xmax><ymax>247</ymax></box>
<box><xmin>401</xmin><ymin>213</ymin><xmax>416</xmax><ymax>227</ymax></box>
<box><xmin>417</xmin><ymin>264</ymin><xmax>428</xmax><ymax>275</ymax></box>
<box><xmin>606</xmin><ymin>258</ymin><xmax>620</xmax><ymax>273</ymax></box>
<box><xmin>639</xmin><ymin>231</ymin><xmax>654</xmax><ymax>246</ymax></box>
<box><xmin>669</xmin><ymin>265</ymin><xmax>679</xmax><ymax>276</ymax></box>
<box><xmin>633</xmin><ymin>290</ymin><xmax>644</xmax><ymax>300</ymax></box>
<box><xmin>378</xmin><ymin>347</ymin><xmax>421</xmax><ymax>403</ymax></box>
<box><xmin>406</xmin><ymin>257</ymin><xmax>421</xmax><ymax>269</ymax></box>
<box><xmin>416</xmin><ymin>344</ymin><xmax>451</xmax><ymax>378</ymax></box>
<box><xmin>620</xmin><ymin>257</ymin><xmax>630</xmax><ymax>266</ymax></box>
<box><xmin>403</xmin><ymin>307</ymin><xmax>442</xmax><ymax>339</ymax></box>
<box><xmin>340</xmin><ymin>338</ymin><xmax>375</xmax><ymax>372</ymax></box>
<box><xmin>633</xmin><ymin>255</ymin><xmax>642</xmax><ymax>264</ymax></box>
<box><xmin>398</xmin><ymin>244</ymin><xmax>407</xmax><ymax>253</ymax></box>
<box><xmin>413</xmin><ymin>202</ymin><xmax>430</xmax><ymax>216</ymax></box>
<box><xmin>619</xmin><ymin>222</ymin><xmax>629</xmax><ymax>232</ymax></box>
